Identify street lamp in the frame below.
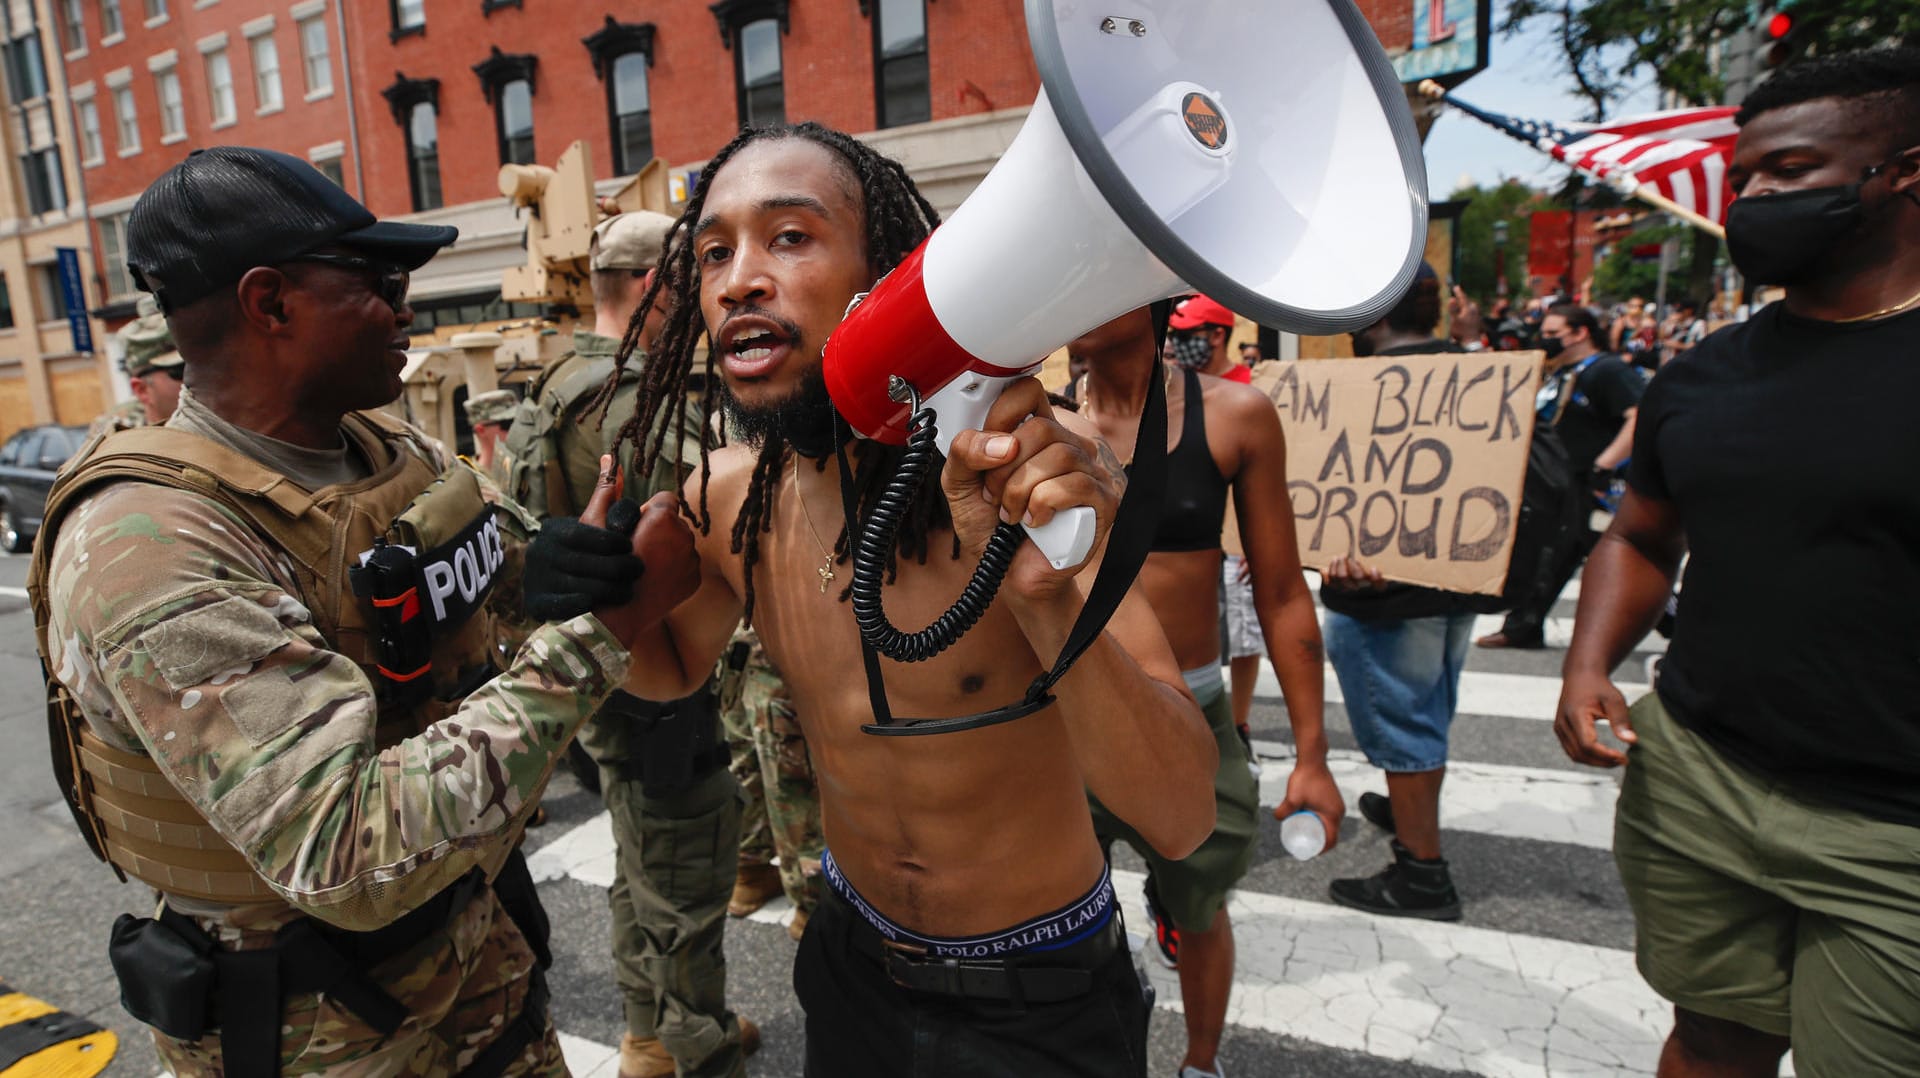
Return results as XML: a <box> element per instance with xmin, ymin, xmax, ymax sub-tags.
<box><xmin>1492</xmin><ymin>218</ymin><xmax>1509</xmax><ymax>299</ymax></box>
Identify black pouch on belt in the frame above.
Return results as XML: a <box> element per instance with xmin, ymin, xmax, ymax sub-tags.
<box><xmin>349</xmin><ymin>537</ymin><xmax>435</xmax><ymax>704</ymax></box>
<box><xmin>107</xmin><ymin>911</ymin><xmax>214</xmax><ymax>1042</ymax></box>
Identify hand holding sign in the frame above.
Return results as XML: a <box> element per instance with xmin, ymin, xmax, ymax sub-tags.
<box><xmin>1253</xmin><ymin>351</ymin><xmax>1544</xmax><ymax>595</ymax></box>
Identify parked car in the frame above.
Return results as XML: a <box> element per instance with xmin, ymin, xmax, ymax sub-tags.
<box><xmin>0</xmin><ymin>424</ymin><xmax>88</xmax><ymax>553</ymax></box>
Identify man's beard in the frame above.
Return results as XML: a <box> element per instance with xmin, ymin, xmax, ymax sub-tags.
<box><xmin>721</xmin><ymin>362</ymin><xmax>841</xmax><ymax>459</ymax></box>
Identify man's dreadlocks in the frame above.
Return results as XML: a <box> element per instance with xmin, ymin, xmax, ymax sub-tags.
<box><xmin>592</xmin><ymin>122</ymin><xmax>945</xmax><ymax>623</ymax></box>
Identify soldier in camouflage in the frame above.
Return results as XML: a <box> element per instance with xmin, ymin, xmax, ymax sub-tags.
<box><xmin>89</xmin><ymin>294</ymin><xmax>184</xmax><ymax>436</ymax></box>
<box><xmin>503</xmin><ymin>211</ymin><xmax>757</xmax><ymax>1078</ymax></box>
<box><xmin>464</xmin><ymin>388</ymin><xmax>519</xmax><ymax>489</ymax></box>
<box><xmin>29</xmin><ymin>147</ymin><xmax>699</xmax><ymax>1077</ymax></box>
<box><xmin>720</xmin><ymin>624</ymin><xmax>824</xmax><ymax>939</ymax></box>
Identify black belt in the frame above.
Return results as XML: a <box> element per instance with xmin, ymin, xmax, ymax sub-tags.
<box><xmin>834</xmin><ymin>892</ymin><xmax>1124</xmax><ymax>1005</ymax></box>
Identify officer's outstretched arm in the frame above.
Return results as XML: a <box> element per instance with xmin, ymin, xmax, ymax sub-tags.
<box><xmin>45</xmin><ymin>482</ymin><xmax>635</xmax><ymax>932</ymax></box>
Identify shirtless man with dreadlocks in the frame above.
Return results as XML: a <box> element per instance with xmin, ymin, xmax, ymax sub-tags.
<box><xmin>535</xmin><ymin>123</ymin><xmax>1218</xmax><ymax>1075</ymax></box>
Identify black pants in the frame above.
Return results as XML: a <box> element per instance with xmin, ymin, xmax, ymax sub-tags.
<box><xmin>793</xmin><ymin>890</ymin><xmax>1150</xmax><ymax>1077</ymax></box>
<box><xmin>1502</xmin><ymin>481</ymin><xmax>1603</xmax><ymax>643</ymax></box>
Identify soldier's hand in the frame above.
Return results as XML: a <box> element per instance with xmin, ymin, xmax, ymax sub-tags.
<box><xmin>584</xmin><ymin>459</ymin><xmax>701</xmax><ymax>646</ymax></box>
<box><xmin>524</xmin><ymin>458</ymin><xmax>642</xmax><ymax>622</ymax></box>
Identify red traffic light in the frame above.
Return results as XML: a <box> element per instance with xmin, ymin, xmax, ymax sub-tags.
<box><xmin>1767</xmin><ymin>11</ymin><xmax>1794</xmax><ymax>39</ymax></box>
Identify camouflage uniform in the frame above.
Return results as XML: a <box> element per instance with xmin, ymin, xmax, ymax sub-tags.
<box><xmin>464</xmin><ymin>388</ymin><xmax>520</xmax><ymax>491</ymax></box>
<box><xmin>721</xmin><ymin>625</ymin><xmax>824</xmax><ymax>914</ymax></box>
<box><xmin>89</xmin><ymin>298</ymin><xmax>182</xmax><ymax>437</ymax></box>
<box><xmin>38</xmin><ymin>418</ymin><xmax>630</xmax><ymax>1074</ymax></box>
<box><xmin>504</xmin><ymin>330</ymin><xmax>751</xmax><ymax>1077</ymax></box>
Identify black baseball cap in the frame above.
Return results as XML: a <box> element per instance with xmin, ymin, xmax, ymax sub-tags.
<box><xmin>127</xmin><ymin>146</ymin><xmax>458</xmax><ymax>311</ymax></box>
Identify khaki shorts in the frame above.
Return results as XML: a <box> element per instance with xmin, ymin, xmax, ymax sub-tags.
<box><xmin>1614</xmin><ymin>692</ymin><xmax>1920</xmax><ymax>1076</ymax></box>
<box><xmin>1090</xmin><ymin>687</ymin><xmax>1260</xmax><ymax>932</ymax></box>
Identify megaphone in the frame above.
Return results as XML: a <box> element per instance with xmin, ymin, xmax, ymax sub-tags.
<box><xmin>826</xmin><ymin>0</ymin><xmax>1427</xmax><ymax>570</ymax></box>
<box><xmin>825</xmin><ymin>0</ymin><xmax>1425</xmax><ymax>681</ymax></box>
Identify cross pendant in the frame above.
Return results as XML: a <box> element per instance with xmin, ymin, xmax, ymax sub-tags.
<box><xmin>818</xmin><ymin>561</ymin><xmax>836</xmax><ymax>593</ymax></box>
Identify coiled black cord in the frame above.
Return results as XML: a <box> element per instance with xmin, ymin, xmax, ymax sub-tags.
<box><xmin>850</xmin><ymin>401</ymin><xmax>1024</xmax><ymax>662</ymax></box>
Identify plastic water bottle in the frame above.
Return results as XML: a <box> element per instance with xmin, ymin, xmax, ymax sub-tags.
<box><xmin>1280</xmin><ymin>810</ymin><xmax>1326</xmax><ymax>861</ymax></box>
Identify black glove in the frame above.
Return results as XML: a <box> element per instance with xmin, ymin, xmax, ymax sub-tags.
<box><xmin>524</xmin><ymin>515</ymin><xmax>643</xmax><ymax>622</ymax></box>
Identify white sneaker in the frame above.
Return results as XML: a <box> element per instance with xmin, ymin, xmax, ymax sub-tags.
<box><xmin>1178</xmin><ymin>1065</ymin><xmax>1225</xmax><ymax>1078</ymax></box>
<box><xmin>1644</xmin><ymin>654</ymin><xmax>1662</xmax><ymax>688</ymax></box>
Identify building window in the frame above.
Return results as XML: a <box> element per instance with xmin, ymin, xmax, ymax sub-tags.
<box><xmin>0</xmin><ymin>274</ymin><xmax>14</xmax><ymax>330</ymax></box>
<box><xmin>873</xmin><ymin>0</ymin><xmax>929</xmax><ymax>128</ymax></box>
<box><xmin>583</xmin><ymin>17</ymin><xmax>655</xmax><ymax>173</ymax></box>
<box><xmin>155</xmin><ymin>67</ymin><xmax>183</xmax><ymax>139</ymax></box>
<box><xmin>144</xmin><ymin>0</ymin><xmax>165</xmax><ymax>22</ymax></box>
<box><xmin>297</xmin><ymin>14</ymin><xmax>330</xmax><ymax>96</ymax></box>
<box><xmin>111</xmin><ymin>83</ymin><xmax>137</xmax><ymax>151</ymax></box>
<box><xmin>473</xmin><ymin>47</ymin><xmax>537</xmax><ymax>167</ymax></box>
<box><xmin>315</xmin><ymin>156</ymin><xmax>342</xmax><ymax>186</ymax></box>
<box><xmin>204</xmin><ymin>47</ymin><xmax>235</xmax><ymax>125</ymax></box>
<box><xmin>59</xmin><ymin>0</ymin><xmax>83</xmax><ymax>53</ymax></box>
<box><xmin>250</xmin><ymin>32</ymin><xmax>280</xmax><ymax>111</ymax></box>
<box><xmin>98</xmin><ymin>212</ymin><xmax>134</xmax><ymax>297</ymax></box>
<box><xmin>390</xmin><ymin>0</ymin><xmax>423</xmax><ymax>39</ymax></box>
<box><xmin>98</xmin><ymin>0</ymin><xmax>121</xmax><ymax>40</ymax></box>
<box><xmin>383</xmin><ymin>74</ymin><xmax>441</xmax><ymax>211</ymax></box>
<box><xmin>37</xmin><ymin>263</ymin><xmax>70</xmax><ymax>323</ymax></box>
<box><xmin>77</xmin><ymin>98</ymin><xmax>103</xmax><ymax>163</ymax></box>
<box><xmin>20</xmin><ymin>147</ymin><xmax>67</xmax><ymax>215</ymax></box>
<box><xmin>3</xmin><ymin>31</ymin><xmax>49</xmax><ymax>102</ymax></box>
<box><xmin>712</xmin><ymin>2</ymin><xmax>788</xmax><ymax>125</ymax></box>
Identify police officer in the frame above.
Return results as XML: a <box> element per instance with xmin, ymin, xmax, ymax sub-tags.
<box><xmin>91</xmin><ymin>294</ymin><xmax>184</xmax><ymax>435</ymax></box>
<box><xmin>29</xmin><ymin>147</ymin><xmax>697</xmax><ymax>1076</ymax></box>
<box><xmin>503</xmin><ymin>211</ymin><xmax>758</xmax><ymax>1078</ymax></box>
<box><xmin>463</xmin><ymin>388</ymin><xmax>519</xmax><ymax>489</ymax></box>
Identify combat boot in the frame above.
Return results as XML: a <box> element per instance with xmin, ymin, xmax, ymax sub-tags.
<box><xmin>729</xmin><ymin>863</ymin><xmax>784</xmax><ymax>917</ymax></box>
<box><xmin>618</xmin><ymin>1034</ymin><xmax>674</xmax><ymax>1078</ymax></box>
<box><xmin>1328</xmin><ymin>840</ymin><xmax>1461</xmax><ymax>921</ymax></box>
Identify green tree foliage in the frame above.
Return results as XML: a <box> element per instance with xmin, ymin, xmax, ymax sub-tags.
<box><xmin>1450</xmin><ymin>179</ymin><xmax>1547</xmax><ymax>307</ymax></box>
<box><xmin>1502</xmin><ymin>0</ymin><xmax>1920</xmax><ymax>112</ymax></box>
<box><xmin>1591</xmin><ymin>219</ymin><xmax>1693</xmax><ymax>303</ymax></box>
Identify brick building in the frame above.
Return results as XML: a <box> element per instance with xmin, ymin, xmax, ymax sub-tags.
<box><xmin>0</xmin><ymin>0</ymin><xmax>113</xmax><ymax>439</ymax></box>
<box><xmin>58</xmin><ymin>0</ymin><xmax>358</xmax><ymax>333</ymax></box>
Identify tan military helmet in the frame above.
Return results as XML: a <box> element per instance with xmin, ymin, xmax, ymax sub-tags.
<box><xmin>118</xmin><ymin>294</ymin><xmax>183</xmax><ymax>379</ymax></box>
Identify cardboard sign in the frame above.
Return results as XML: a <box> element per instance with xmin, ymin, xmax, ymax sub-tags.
<box><xmin>1250</xmin><ymin>352</ymin><xmax>1543</xmax><ymax>595</ymax></box>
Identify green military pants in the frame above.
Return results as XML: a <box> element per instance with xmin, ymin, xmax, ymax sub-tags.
<box><xmin>721</xmin><ymin>629</ymin><xmax>824</xmax><ymax>914</ymax></box>
<box><xmin>581</xmin><ymin>708</ymin><xmax>748</xmax><ymax>1078</ymax></box>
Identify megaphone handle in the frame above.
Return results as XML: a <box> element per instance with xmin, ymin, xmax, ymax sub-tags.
<box><xmin>924</xmin><ymin>373</ymin><xmax>1096</xmax><ymax>571</ymax></box>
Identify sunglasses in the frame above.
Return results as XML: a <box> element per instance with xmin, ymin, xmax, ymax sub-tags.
<box><xmin>282</xmin><ymin>252</ymin><xmax>410</xmax><ymax>309</ymax></box>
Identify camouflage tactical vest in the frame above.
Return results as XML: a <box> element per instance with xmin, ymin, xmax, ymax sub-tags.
<box><xmin>27</xmin><ymin>411</ymin><xmax>508</xmax><ymax>903</ymax></box>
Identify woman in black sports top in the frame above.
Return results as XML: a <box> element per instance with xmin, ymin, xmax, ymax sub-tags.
<box><xmin>1067</xmin><ymin>305</ymin><xmax>1342</xmax><ymax>1078</ymax></box>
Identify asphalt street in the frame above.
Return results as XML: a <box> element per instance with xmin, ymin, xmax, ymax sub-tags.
<box><xmin>0</xmin><ymin>545</ymin><xmax>1728</xmax><ymax>1077</ymax></box>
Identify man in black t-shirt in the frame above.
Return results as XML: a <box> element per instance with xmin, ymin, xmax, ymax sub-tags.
<box><xmin>1556</xmin><ymin>47</ymin><xmax>1920</xmax><ymax>1078</ymax></box>
<box><xmin>1478</xmin><ymin>303</ymin><xmax>1643</xmax><ymax>649</ymax></box>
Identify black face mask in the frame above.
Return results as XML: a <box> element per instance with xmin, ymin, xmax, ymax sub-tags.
<box><xmin>1169</xmin><ymin>332</ymin><xmax>1213</xmax><ymax>370</ymax></box>
<box><xmin>1725</xmin><ymin>163</ymin><xmax>1891</xmax><ymax>286</ymax></box>
<box><xmin>1539</xmin><ymin>335</ymin><xmax>1567</xmax><ymax>359</ymax></box>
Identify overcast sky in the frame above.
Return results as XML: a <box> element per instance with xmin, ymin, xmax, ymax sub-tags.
<box><xmin>1419</xmin><ymin>1</ymin><xmax>1662</xmax><ymax>201</ymax></box>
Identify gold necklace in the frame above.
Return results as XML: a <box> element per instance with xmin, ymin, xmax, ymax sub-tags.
<box><xmin>1834</xmin><ymin>283</ymin><xmax>1920</xmax><ymax>324</ymax></box>
<box><xmin>792</xmin><ymin>454</ymin><xmax>837</xmax><ymax>594</ymax></box>
<box><xmin>1084</xmin><ymin>363</ymin><xmax>1174</xmax><ymax>467</ymax></box>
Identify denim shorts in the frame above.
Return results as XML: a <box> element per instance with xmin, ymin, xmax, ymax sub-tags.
<box><xmin>1323</xmin><ymin>610</ymin><xmax>1476</xmax><ymax>772</ymax></box>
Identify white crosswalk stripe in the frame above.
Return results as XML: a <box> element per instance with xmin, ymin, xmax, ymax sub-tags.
<box><xmin>1258</xmin><ymin>663</ymin><xmax>1649</xmax><ymax>724</ymax></box>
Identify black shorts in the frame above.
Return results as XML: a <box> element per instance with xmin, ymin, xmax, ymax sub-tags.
<box><xmin>793</xmin><ymin>888</ymin><xmax>1151</xmax><ymax>1077</ymax></box>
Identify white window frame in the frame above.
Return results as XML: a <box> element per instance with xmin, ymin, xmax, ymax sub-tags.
<box><xmin>105</xmin><ymin>67</ymin><xmax>139</xmax><ymax>156</ymax></box>
<box><xmin>245</xmin><ymin>19</ymin><xmax>281</xmax><ymax>115</ymax></box>
<box><xmin>99</xmin><ymin>0</ymin><xmax>124</xmax><ymax>45</ymax></box>
<box><xmin>151</xmin><ymin>60</ymin><xmax>185</xmax><ymax>143</ymax></box>
<box><xmin>96</xmin><ymin>211</ymin><xmax>135</xmax><ymax>299</ymax></box>
<box><xmin>293</xmin><ymin>4</ymin><xmax>330</xmax><ymax>100</ymax></box>
<box><xmin>199</xmin><ymin>33</ymin><xmax>235</xmax><ymax>128</ymax></box>
<box><xmin>143</xmin><ymin>0</ymin><xmax>167</xmax><ymax>28</ymax></box>
<box><xmin>75</xmin><ymin>88</ymin><xmax>104</xmax><ymax>166</ymax></box>
<box><xmin>309</xmin><ymin>138</ymin><xmax>344</xmax><ymax>187</ymax></box>
<box><xmin>60</xmin><ymin>0</ymin><xmax>87</xmax><ymax>58</ymax></box>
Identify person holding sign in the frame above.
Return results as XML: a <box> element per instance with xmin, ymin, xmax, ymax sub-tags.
<box><xmin>1070</xmin><ymin>305</ymin><xmax>1342</xmax><ymax>1078</ymax></box>
<box><xmin>1320</xmin><ymin>264</ymin><xmax>1486</xmax><ymax>922</ymax></box>
<box><xmin>1557</xmin><ymin>49</ymin><xmax>1920</xmax><ymax>1077</ymax></box>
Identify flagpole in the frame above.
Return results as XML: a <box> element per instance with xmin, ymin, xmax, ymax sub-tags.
<box><xmin>1417</xmin><ymin>80</ymin><xmax>1727</xmax><ymax>240</ymax></box>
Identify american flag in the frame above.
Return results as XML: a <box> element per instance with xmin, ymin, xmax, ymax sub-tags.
<box><xmin>1434</xmin><ymin>91</ymin><xmax>1740</xmax><ymax>224</ymax></box>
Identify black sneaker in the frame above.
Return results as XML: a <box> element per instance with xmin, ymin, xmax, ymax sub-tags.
<box><xmin>1357</xmin><ymin>791</ymin><xmax>1396</xmax><ymax>834</ymax></box>
<box><xmin>1143</xmin><ymin>875</ymin><xmax>1179</xmax><ymax>969</ymax></box>
<box><xmin>1329</xmin><ymin>841</ymin><xmax>1461</xmax><ymax>921</ymax></box>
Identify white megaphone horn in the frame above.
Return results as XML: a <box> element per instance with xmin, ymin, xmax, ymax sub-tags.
<box><xmin>824</xmin><ymin>0</ymin><xmax>1428</xmax><ymax>573</ymax></box>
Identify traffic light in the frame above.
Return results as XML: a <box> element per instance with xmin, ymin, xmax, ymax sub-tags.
<box><xmin>1760</xmin><ymin>4</ymin><xmax>1803</xmax><ymax>68</ymax></box>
